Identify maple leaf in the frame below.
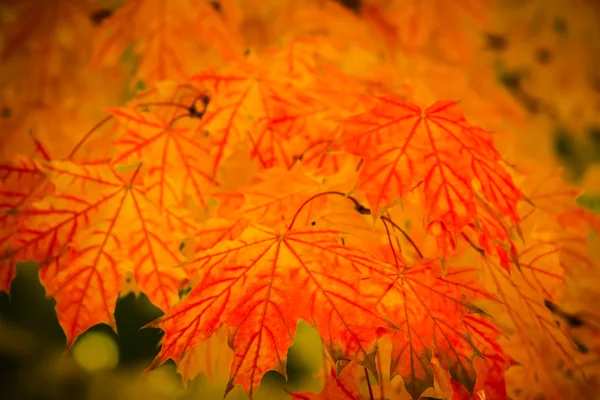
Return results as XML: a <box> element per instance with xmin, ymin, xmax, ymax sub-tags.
<box><xmin>230</xmin><ymin>168</ymin><xmax>334</xmax><ymax>230</ymax></box>
<box><xmin>288</xmin><ymin>139</ymin><xmax>361</xmax><ymax>178</ymax></box>
<box><xmin>308</xmin><ymin>63</ymin><xmax>386</xmax><ymax>116</ymax></box>
<box><xmin>189</xmin><ymin>51</ymin><xmax>327</xmax><ymax>175</ymax></box>
<box><xmin>109</xmin><ymin>84</ymin><xmax>218</xmax><ymax>209</ymax></box>
<box><xmin>340</xmin><ymin>98</ymin><xmax>521</xmax><ymax>236</ymax></box>
<box><xmin>471</xmin><ymin>225</ymin><xmax>596</xmax><ymax>399</ymax></box>
<box><xmin>169</xmin><ymin>166</ymin><xmax>350</xmax><ymax>262</ymax></box>
<box><xmin>462</xmin><ymin>194</ymin><xmax>519</xmax><ymax>271</ymax></box>
<box><xmin>245</xmin><ymin>97</ymin><xmax>331</xmax><ymax>171</ymax></box>
<box><xmin>0</xmin><ymin>0</ymin><xmax>96</xmax><ymax>98</ymax></box>
<box><xmin>245</xmin><ymin>1</ymin><xmax>381</xmax><ymax>69</ymax></box>
<box><xmin>291</xmin><ymin>341</ymin><xmax>477</xmax><ymax>400</ymax></box>
<box><xmin>0</xmin><ymin>0</ymin><xmax>126</xmax><ymax>165</ymax></box>
<box><xmin>462</xmin><ymin>169</ymin><xmax>600</xmax><ymax>399</ymax></box>
<box><xmin>145</xmin><ymin>223</ymin><xmax>394</xmax><ymax>398</ymax></box>
<box><xmin>0</xmin><ymin>154</ymin><xmax>53</xmax><ymax>292</ymax></box>
<box><xmin>90</xmin><ymin>0</ymin><xmax>244</xmax><ymax>84</ymax></box>
<box><xmin>0</xmin><ymin>134</ymin><xmax>58</xmax><ymax>293</ymax></box>
<box><xmin>2</xmin><ymin>161</ymin><xmax>186</xmax><ymax>346</ymax></box>
<box><xmin>0</xmin><ymin>85</ymin><xmax>123</xmax><ymax>164</ymax></box>
<box><xmin>259</xmin><ymin>35</ymin><xmax>342</xmax><ymax>88</ymax></box>
<box><xmin>173</xmin><ymin>215</ymin><xmax>249</xmax><ymax>259</ymax></box>
<box><xmin>366</xmin><ymin>260</ymin><xmax>498</xmax><ymax>399</ymax></box>
<box><xmin>3</xmin><ymin>3</ymin><xmax>599</xmax><ymax>400</ymax></box>
<box><xmin>0</xmin><ymin>108</ymin><xmax>128</xmax><ymax>296</ymax></box>
<box><xmin>362</xmin><ymin>0</ymin><xmax>489</xmax><ymax>63</ymax></box>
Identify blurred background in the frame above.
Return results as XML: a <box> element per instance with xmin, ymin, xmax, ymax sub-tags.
<box><xmin>0</xmin><ymin>263</ymin><xmax>325</xmax><ymax>399</ymax></box>
<box><xmin>1</xmin><ymin>0</ymin><xmax>599</xmax><ymax>399</ymax></box>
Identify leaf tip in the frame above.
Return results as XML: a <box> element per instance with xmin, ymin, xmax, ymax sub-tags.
<box><xmin>223</xmin><ymin>378</ymin><xmax>236</xmax><ymax>399</ymax></box>
<box><xmin>142</xmin><ymin>355</ymin><xmax>165</xmax><ymax>377</ymax></box>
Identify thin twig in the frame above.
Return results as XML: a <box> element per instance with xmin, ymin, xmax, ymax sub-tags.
<box><xmin>364</xmin><ymin>367</ymin><xmax>374</xmax><ymax>400</ymax></box>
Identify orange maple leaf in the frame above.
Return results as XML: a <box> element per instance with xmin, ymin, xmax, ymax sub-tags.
<box><xmin>176</xmin><ymin>326</ymin><xmax>234</xmax><ymax>387</ymax></box>
<box><xmin>473</xmin><ymin>232</ymin><xmax>590</xmax><ymax>398</ymax></box>
<box><xmin>110</xmin><ymin>93</ymin><xmax>217</xmax><ymax>209</ymax></box>
<box><xmin>4</xmin><ymin>3</ymin><xmax>600</xmax><ymax>399</ymax></box>
<box><xmin>0</xmin><ymin>154</ymin><xmax>53</xmax><ymax>292</ymax></box>
<box><xmin>367</xmin><ymin>261</ymin><xmax>499</xmax><ymax>399</ymax></box>
<box><xmin>2</xmin><ymin>161</ymin><xmax>186</xmax><ymax>346</ymax></box>
<box><xmin>362</xmin><ymin>0</ymin><xmax>490</xmax><ymax>63</ymax></box>
<box><xmin>0</xmin><ymin>0</ymin><xmax>96</xmax><ymax>100</ymax></box>
<box><xmin>189</xmin><ymin>53</ymin><xmax>326</xmax><ymax>175</ymax></box>
<box><xmin>230</xmin><ymin>168</ymin><xmax>333</xmax><ymax>229</ymax></box>
<box><xmin>90</xmin><ymin>0</ymin><xmax>244</xmax><ymax>84</ymax></box>
<box><xmin>340</xmin><ymin>98</ymin><xmax>521</xmax><ymax>236</ymax></box>
<box><xmin>145</xmin><ymin>223</ymin><xmax>394</xmax><ymax>398</ymax></box>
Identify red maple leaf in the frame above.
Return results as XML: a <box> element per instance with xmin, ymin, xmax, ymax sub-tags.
<box><xmin>145</xmin><ymin>223</ymin><xmax>395</xmax><ymax>398</ymax></box>
<box><xmin>340</xmin><ymin>98</ymin><xmax>521</xmax><ymax>236</ymax></box>
<box><xmin>3</xmin><ymin>4</ymin><xmax>599</xmax><ymax>400</ymax></box>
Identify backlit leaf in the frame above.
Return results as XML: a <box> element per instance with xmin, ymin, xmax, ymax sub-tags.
<box><xmin>146</xmin><ymin>223</ymin><xmax>393</xmax><ymax>397</ymax></box>
<box><xmin>340</xmin><ymin>98</ymin><xmax>520</xmax><ymax>236</ymax></box>
<box><xmin>365</xmin><ymin>260</ymin><xmax>498</xmax><ymax>399</ymax></box>
<box><xmin>4</xmin><ymin>161</ymin><xmax>186</xmax><ymax>346</ymax></box>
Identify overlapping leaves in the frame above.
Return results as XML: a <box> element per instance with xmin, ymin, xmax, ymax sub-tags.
<box><xmin>3</xmin><ymin>161</ymin><xmax>187</xmax><ymax>345</ymax></box>
<box><xmin>147</xmin><ymin>224</ymin><xmax>394</xmax><ymax>396</ymax></box>
<box><xmin>1</xmin><ymin>11</ymin><xmax>599</xmax><ymax>400</ymax></box>
<box><xmin>340</xmin><ymin>98</ymin><xmax>521</xmax><ymax>233</ymax></box>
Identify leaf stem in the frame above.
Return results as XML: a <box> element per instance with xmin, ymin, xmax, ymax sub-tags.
<box><xmin>287</xmin><ymin>191</ymin><xmax>424</xmax><ymax>259</ymax></box>
<box><xmin>67</xmin><ymin>115</ymin><xmax>113</xmax><ymax>160</ymax></box>
<box><xmin>67</xmin><ymin>101</ymin><xmax>195</xmax><ymax>160</ymax></box>
<box><xmin>376</xmin><ymin>351</ymin><xmax>385</xmax><ymax>400</ymax></box>
<box><xmin>461</xmin><ymin>232</ymin><xmax>484</xmax><ymax>254</ymax></box>
<box><xmin>130</xmin><ymin>161</ymin><xmax>143</xmax><ymax>183</ymax></box>
<box><xmin>287</xmin><ymin>191</ymin><xmax>346</xmax><ymax>230</ymax></box>
<box><xmin>380</xmin><ymin>215</ymin><xmax>423</xmax><ymax>260</ymax></box>
<box><xmin>364</xmin><ymin>367</ymin><xmax>374</xmax><ymax>400</ymax></box>
<box><xmin>381</xmin><ymin>217</ymin><xmax>401</xmax><ymax>271</ymax></box>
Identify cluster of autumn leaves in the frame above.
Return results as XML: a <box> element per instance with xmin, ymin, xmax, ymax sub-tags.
<box><xmin>1</xmin><ymin>0</ymin><xmax>600</xmax><ymax>399</ymax></box>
